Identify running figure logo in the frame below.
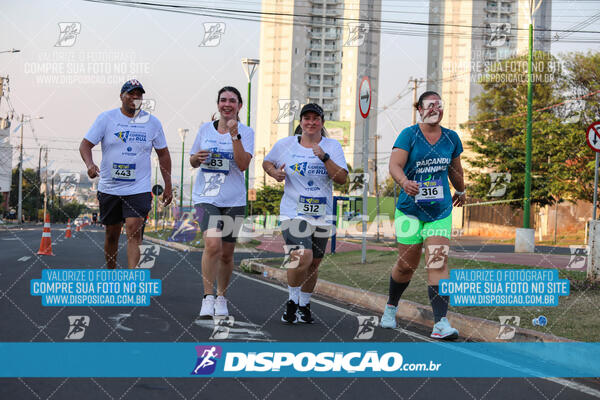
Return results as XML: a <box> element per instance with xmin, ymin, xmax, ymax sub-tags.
<box><xmin>282</xmin><ymin>245</ymin><xmax>305</xmax><ymax>270</ymax></box>
<box><xmin>274</xmin><ymin>100</ymin><xmax>299</xmax><ymax>124</ymax></box>
<box><xmin>344</xmin><ymin>22</ymin><xmax>369</xmax><ymax>47</ymax></box>
<box><xmin>210</xmin><ymin>316</ymin><xmax>235</xmax><ymax>340</ymax></box>
<box><xmin>202</xmin><ymin>173</ymin><xmax>226</xmax><ymax>197</ymax></box>
<box><xmin>426</xmin><ymin>245</ymin><xmax>448</xmax><ymax>269</ymax></box>
<box><xmin>487</xmin><ymin>172</ymin><xmax>511</xmax><ymax>197</ymax></box>
<box><xmin>65</xmin><ymin>316</ymin><xmax>90</xmax><ymax>340</ymax></box>
<box><xmin>354</xmin><ymin>316</ymin><xmax>379</xmax><ymax>340</ymax></box>
<box><xmin>55</xmin><ymin>22</ymin><xmax>81</xmax><ymax>47</ymax></box>
<box><xmin>487</xmin><ymin>23</ymin><xmax>511</xmax><ymax>47</ymax></box>
<box><xmin>567</xmin><ymin>246</ymin><xmax>588</xmax><ymax>270</ymax></box>
<box><xmin>199</xmin><ymin>23</ymin><xmax>226</xmax><ymax>47</ymax></box>
<box><xmin>348</xmin><ymin>173</ymin><xmax>369</xmax><ymax>197</ymax></box>
<box><xmin>191</xmin><ymin>345</ymin><xmax>222</xmax><ymax>375</ymax></box>
<box><xmin>137</xmin><ymin>245</ymin><xmax>160</xmax><ymax>269</ymax></box>
<box><xmin>130</xmin><ymin>99</ymin><xmax>156</xmax><ymax>124</ymax></box>
<box><xmin>496</xmin><ymin>316</ymin><xmax>520</xmax><ymax>340</ymax></box>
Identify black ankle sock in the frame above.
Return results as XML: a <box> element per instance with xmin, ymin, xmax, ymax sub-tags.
<box><xmin>428</xmin><ymin>285</ymin><xmax>449</xmax><ymax>323</ymax></box>
<box><xmin>387</xmin><ymin>277</ymin><xmax>410</xmax><ymax>307</ymax></box>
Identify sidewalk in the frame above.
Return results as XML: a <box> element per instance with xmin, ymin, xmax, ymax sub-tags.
<box><xmin>255</xmin><ymin>235</ymin><xmax>580</xmax><ymax>270</ymax></box>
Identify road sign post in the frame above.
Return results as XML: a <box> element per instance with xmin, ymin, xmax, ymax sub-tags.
<box><xmin>586</xmin><ymin>121</ymin><xmax>600</xmax><ymax>282</ymax></box>
<box><xmin>586</xmin><ymin>121</ymin><xmax>600</xmax><ymax>220</ymax></box>
<box><xmin>359</xmin><ymin>76</ymin><xmax>371</xmax><ymax>264</ymax></box>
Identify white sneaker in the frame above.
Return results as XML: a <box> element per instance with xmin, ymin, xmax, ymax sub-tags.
<box><xmin>430</xmin><ymin>317</ymin><xmax>459</xmax><ymax>340</ymax></box>
<box><xmin>199</xmin><ymin>295</ymin><xmax>215</xmax><ymax>319</ymax></box>
<box><xmin>214</xmin><ymin>295</ymin><xmax>229</xmax><ymax>316</ymax></box>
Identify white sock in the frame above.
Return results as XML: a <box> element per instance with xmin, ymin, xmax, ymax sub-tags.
<box><xmin>203</xmin><ymin>294</ymin><xmax>214</xmax><ymax>301</ymax></box>
<box><xmin>288</xmin><ymin>286</ymin><xmax>300</xmax><ymax>303</ymax></box>
<box><xmin>299</xmin><ymin>291</ymin><xmax>312</xmax><ymax>307</ymax></box>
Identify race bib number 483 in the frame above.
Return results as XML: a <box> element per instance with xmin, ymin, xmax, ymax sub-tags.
<box><xmin>111</xmin><ymin>163</ymin><xmax>136</xmax><ymax>181</ymax></box>
<box><xmin>201</xmin><ymin>152</ymin><xmax>231</xmax><ymax>174</ymax></box>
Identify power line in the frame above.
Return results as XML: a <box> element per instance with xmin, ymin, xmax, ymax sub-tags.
<box><xmin>81</xmin><ymin>0</ymin><xmax>600</xmax><ymax>36</ymax></box>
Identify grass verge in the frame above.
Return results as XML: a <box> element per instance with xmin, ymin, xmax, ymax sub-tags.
<box><xmin>260</xmin><ymin>250</ymin><xmax>598</xmax><ymax>341</ymax></box>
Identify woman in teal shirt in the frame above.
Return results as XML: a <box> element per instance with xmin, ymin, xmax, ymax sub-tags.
<box><xmin>380</xmin><ymin>91</ymin><xmax>466</xmax><ymax>340</ymax></box>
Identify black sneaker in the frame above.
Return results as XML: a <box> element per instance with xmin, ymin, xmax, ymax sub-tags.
<box><xmin>297</xmin><ymin>303</ymin><xmax>314</xmax><ymax>324</ymax></box>
<box><xmin>281</xmin><ymin>300</ymin><xmax>298</xmax><ymax>323</ymax></box>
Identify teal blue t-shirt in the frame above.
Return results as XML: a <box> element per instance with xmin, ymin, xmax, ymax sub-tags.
<box><xmin>393</xmin><ymin>124</ymin><xmax>463</xmax><ymax>222</ymax></box>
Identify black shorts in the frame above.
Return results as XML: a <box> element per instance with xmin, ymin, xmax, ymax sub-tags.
<box><xmin>97</xmin><ymin>191</ymin><xmax>152</xmax><ymax>225</ymax></box>
<box><xmin>281</xmin><ymin>219</ymin><xmax>330</xmax><ymax>260</ymax></box>
<box><xmin>196</xmin><ymin>203</ymin><xmax>246</xmax><ymax>243</ymax></box>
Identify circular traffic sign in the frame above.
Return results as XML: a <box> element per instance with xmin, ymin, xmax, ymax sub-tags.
<box><xmin>152</xmin><ymin>184</ymin><xmax>164</xmax><ymax>196</ymax></box>
<box><xmin>586</xmin><ymin>121</ymin><xmax>600</xmax><ymax>153</ymax></box>
<box><xmin>358</xmin><ymin>76</ymin><xmax>372</xmax><ymax>119</ymax></box>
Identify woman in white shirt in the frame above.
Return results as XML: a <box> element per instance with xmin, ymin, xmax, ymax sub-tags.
<box><xmin>189</xmin><ymin>86</ymin><xmax>254</xmax><ymax>319</ymax></box>
<box><xmin>263</xmin><ymin>103</ymin><xmax>348</xmax><ymax>324</ymax></box>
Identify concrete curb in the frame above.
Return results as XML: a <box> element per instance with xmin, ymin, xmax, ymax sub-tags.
<box><xmin>144</xmin><ymin>235</ymin><xmax>260</xmax><ymax>254</ymax></box>
<box><xmin>144</xmin><ymin>235</ymin><xmax>203</xmax><ymax>252</ymax></box>
<box><xmin>240</xmin><ymin>258</ymin><xmax>574</xmax><ymax>343</ymax></box>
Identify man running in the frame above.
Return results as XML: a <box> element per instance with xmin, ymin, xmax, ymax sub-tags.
<box><xmin>79</xmin><ymin>79</ymin><xmax>172</xmax><ymax>269</ymax></box>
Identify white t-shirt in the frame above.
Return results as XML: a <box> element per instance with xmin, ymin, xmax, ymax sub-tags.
<box><xmin>265</xmin><ymin>135</ymin><xmax>348</xmax><ymax>226</ymax></box>
<box><xmin>190</xmin><ymin>121</ymin><xmax>255</xmax><ymax>207</ymax></box>
<box><xmin>84</xmin><ymin>108</ymin><xmax>168</xmax><ymax>196</ymax></box>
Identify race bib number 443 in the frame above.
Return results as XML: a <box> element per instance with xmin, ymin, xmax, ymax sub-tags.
<box><xmin>297</xmin><ymin>196</ymin><xmax>326</xmax><ymax>217</ymax></box>
<box><xmin>415</xmin><ymin>179</ymin><xmax>443</xmax><ymax>203</ymax></box>
<box><xmin>112</xmin><ymin>163</ymin><xmax>136</xmax><ymax>181</ymax></box>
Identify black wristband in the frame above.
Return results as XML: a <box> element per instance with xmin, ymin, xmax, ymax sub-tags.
<box><xmin>320</xmin><ymin>153</ymin><xmax>330</xmax><ymax>163</ymax></box>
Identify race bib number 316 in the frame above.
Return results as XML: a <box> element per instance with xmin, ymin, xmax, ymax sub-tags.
<box><xmin>112</xmin><ymin>163</ymin><xmax>136</xmax><ymax>181</ymax></box>
<box><xmin>415</xmin><ymin>179</ymin><xmax>443</xmax><ymax>203</ymax></box>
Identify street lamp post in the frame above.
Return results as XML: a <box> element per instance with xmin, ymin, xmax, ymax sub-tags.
<box><xmin>516</xmin><ymin>0</ymin><xmax>543</xmax><ymax>253</ymax></box>
<box><xmin>241</xmin><ymin>58</ymin><xmax>259</xmax><ymax>216</ymax></box>
<box><xmin>17</xmin><ymin>114</ymin><xmax>43</xmax><ymax>224</ymax></box>
<box><xmin>177</xmin><ymin>128</ymin><xmax>189</xmax><ymax>212</ymax></box>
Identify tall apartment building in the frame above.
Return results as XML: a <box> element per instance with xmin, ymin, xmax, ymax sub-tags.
<box><xmin>252</xmin><ymin>0</ymin><xmax>381</xmax><ymax>189</ymax></box>
<box><xmin>427</xmin><ymin>0</ymin><xmax>552</xmax><ymax>131</ymax></box>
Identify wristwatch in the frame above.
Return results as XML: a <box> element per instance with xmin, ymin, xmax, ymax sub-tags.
<box><xmin>231</xmin><ymin>133</ymin><xmax>241</xmax><ymax>141</ymax></box>
<box><xmin>320</xmin><ymin>153</ymin><xmax>330</xmax><ymax>163</ymax></box>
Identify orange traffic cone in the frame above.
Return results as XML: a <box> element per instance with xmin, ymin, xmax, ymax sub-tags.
<box><xmin>65</xmin><ymin>219</ymin><xmax>72</xmax><ymax>238</ymax></box>
<box><xmin>37</xmin><ymin>213</ymin><xmax>55</xmax><ymax>256</ymax></box>
<box><xmin>76</xmin><ymin>224</ymin><xmax>81</xmax><ymax>232</ymax></box>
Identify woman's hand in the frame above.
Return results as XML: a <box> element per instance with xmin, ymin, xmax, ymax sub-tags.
<box><xmin>402</xmin><ymin>179</ymin><xmax>420</xmax><ymax>196</ymax></box>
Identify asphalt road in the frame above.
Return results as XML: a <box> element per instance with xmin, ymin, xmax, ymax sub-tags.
<box><xmin>0</xmin><ymin>225</ymin><xmax>598</xmax><ymax>400</ymax></box>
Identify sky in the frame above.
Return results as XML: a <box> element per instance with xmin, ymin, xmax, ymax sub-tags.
<box><xmin>1</xmin><ymin>0</ymin><xmax>599</xmax><ymax>195</ymax></box>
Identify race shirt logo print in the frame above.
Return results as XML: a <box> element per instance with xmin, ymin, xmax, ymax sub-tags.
<box><xmin>114</xmin><ymin>131</ymin><xmax>130</xmax><ymax>143</ymax></box>
<box><xmin>289</xmin><ymin>162</ymin><xmax>307</xmax><ymax>177</ymax></box>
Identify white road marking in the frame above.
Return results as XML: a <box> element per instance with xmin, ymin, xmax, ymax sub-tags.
<box><xmin>234</xmin><ymin>270</ymin><xmax>600</xmax><ymax>398</ymax></box>
<box><xmin>17</xmin><ymin>256</ymin><xmax>31</xmax><ymax>262</ymax></box>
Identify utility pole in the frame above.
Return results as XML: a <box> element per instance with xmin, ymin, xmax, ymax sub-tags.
<box><xmin>374</xmin><ymin>134</ymin><xmax>381</xmax><ymax>241</ymax></box>
<box><xmin>38</xmin><ymin>145</ymin><xmax>43</xmax><ymax>216</ymax></box>
<box><xmin>43</xmin><ymin>147</ymin><xmax>48</xmax><ymax>220</ymax></box>
<box><xmin>409</xmin><ymin>78</ymin><xmax>425</xmax><ymax>124</ymax></box>
<box><xmin>262</xmin><ymin>147</ymin><xmax>266</xmax><ymax>187</ymax></box>
<box><xmin>17</xmin><ymin>114</ymin><xmax>24</xmax><ymax>223</ymax></box>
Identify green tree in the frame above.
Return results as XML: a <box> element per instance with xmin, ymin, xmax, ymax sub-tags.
<box><xmin>381</xmin><ymin>175</ymin><xmax>398</xmax><ymax>197</ymax></box>
<box><xmin>9</xmin><ymin>167</ymin><xmax>41</xmax><ymax>220</ymax></box>
<box><xmin>251</xmin><ymin>184</ymin><xmax>284</xmax><ymax>216</ymax></box>
<box><xmin>48</xmin><ymin>200</ymin><xmax>88</xmax><ymax>223</ymax></box>
<box><xmin>463</xmin><ymin>51</ymin><xmax>589</xmax><ymax>206</ymax></box>
<box><xmin>333</xmin><ymin>163</ymin><xmax>352</xmax><ymax>194</ymax></box>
